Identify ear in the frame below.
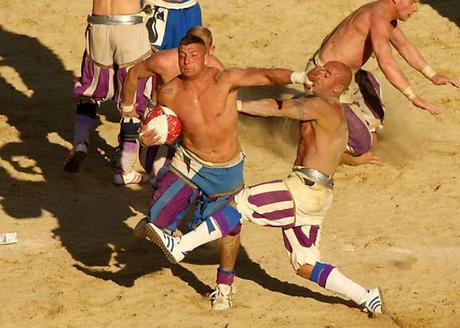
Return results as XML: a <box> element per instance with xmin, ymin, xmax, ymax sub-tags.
<box><xmin>209</xmin><ymin>45</ymin><xmax>216</xmax><ymax>55</ymax></box>
<box><xmin>204</xmin><ymin>54</ymin><xmax>209</xmax><ymax>66</ymax></box>
<box><xmin>333</xmin><ymin>84</ymin><xmax>344</xmax><ymax>95</ymax></box>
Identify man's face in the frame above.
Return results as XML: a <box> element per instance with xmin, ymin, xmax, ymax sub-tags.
<box><xmin>395</xmin><ymin>0</ymin><xmax>419</xmax><ymax>21</ymax></box>
<box><xmin>308</xmin><ymin>62</ymin><xmax>342</xmax><ymax>95</ymax></box>
<box><xmin>178</xmin><ymin>43</ymin><xmax>207</xmax><ymax>77</ymax></box>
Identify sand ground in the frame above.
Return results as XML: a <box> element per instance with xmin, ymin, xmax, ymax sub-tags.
<box><xmin>0</xmin><ymin>1</ymin><xmax>459</xmax><ymax>327</ymax></box>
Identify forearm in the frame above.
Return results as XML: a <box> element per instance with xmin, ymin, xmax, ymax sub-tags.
<box><xmin>121</xmin><ymin>70</ymin><xmax>139</xmax><ymax>106</ymax></box>
<box><xmin>261</xmin><ymin>68</ymin><xmax>293</xmax><ymax>86</ymax></box>
<box><xmin>377</xmin><ymin>58</ymin><xmax>412</xmax><ymax>95</ymax></box>
<box><xmin>398</xmin><ymin>42</ymin><xmax>429</xmax><ymax>73</ymax></box>
<box><xmin>238</xmin><ymin>99</ymin><xmax>283</xmax><ymax>117</ymax></box>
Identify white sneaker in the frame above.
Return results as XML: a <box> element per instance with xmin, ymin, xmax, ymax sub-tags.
<box><xmin>113</xmin><ymin>170</ymin><xmax>149</xmax><ymax>185</ymax></box>
<box><xmin>144</xmin><ymin>223</ymin><xmax>185</xmax><ymax>263</ymax></box>
<box><xmin>362</xmin><ymin>288</ymin><xmax>383</xmax><ymax>315</ymax></box>
<box><xmin>134</xmin><ymin>218</ymin><xmax>182</xmax><ymax>239</ymax></box>
<box><xmin>209</xmin><ymin>284</ymin><xmax>235</xmax><ymax>310</ymax></box>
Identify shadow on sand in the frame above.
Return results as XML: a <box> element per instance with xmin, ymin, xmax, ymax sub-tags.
<box><xmin>0</xmin><ymin>27</ymin><xmax>352</xmax><ymax>309</ymax></box>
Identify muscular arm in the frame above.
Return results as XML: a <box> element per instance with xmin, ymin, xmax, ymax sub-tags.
<box><xmin>391</xmin><ymin>26</ymin><xmax>459</xmax><ymax>88</ymax></box>
<box><xmin>240</xmin><ymin>97</ymin><xmax>324</xmax><ymax>121</ymax></box>
<box><xmin>390</xmin><ymin>26</ymin><xmax>428</xmax><ymax>72</ymax></box>
<box><xmin>226</xmin><ymin>68</ymin><xmax>293</xmax><ymax>90</ymax></box>
<box><xmin>370</xmin><ymin>20</ymin><xmax>410</xmax><ymax>92</ymax></box>
<box><xmin>121</xmin><ymin>55</ymin><xmax>161</xmax><ymax>107</ymax></box>
<box><xmin>371</xmin><ymin>19</ymin><xmax>440</xmax><ymax>114</ymax></box>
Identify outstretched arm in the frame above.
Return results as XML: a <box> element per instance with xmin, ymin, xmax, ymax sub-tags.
<box><xmin>390</xmin><ymin>27</ymin><xmax>459</xmax><ymax>88</ymax></box>
<box><xmin>225</xmin><ymin>68</ymin><xmax>308</xmax><ymax>90</ymax></box>
<box><xmin>370</xmin><ymin>19</ymin><xmax>439</xmax><ymax>114</ymax></box>
<box><xmin>239</xmin><ymin>97</ymin><xmax>324</xmax><ymax>121</ymax></box>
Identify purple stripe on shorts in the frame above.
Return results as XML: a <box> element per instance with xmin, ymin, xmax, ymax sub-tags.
<box><xmin>212</xmin><ymin>211</ymin><xmax>231</xmax><ymax>236</ymax></box>
<box><xmin>248</xmin><ymin>190</ymin><xmax>292</xmax><ymax>207</ymax></box>
<box><xmin>74</xmin><ymin>54</ymin><xmax>94</xmax><ymax>98</ymax></box>
<box><xmin>92</xmin><ymin>66</ymin><xmax>110</xmax><ymax>100</ymax></box>
<box><xmin>282</xmin><ymin>229</ymin><xmax>293</xmax><ymax>253</ymax></box>
<box><xmin>292</xmin><ymin>225</ymin><xmax>319</xmax><ymax>248</ymax></box>
<box><xmin>343</xmin><ymin>104</ymin><xmax>372</xmax><ymax>156</ymax></box>
<box><xmin>253</xmin><ymin>208</ymin><xmax>295</xmax><ymax>226</ymax></box>
<box><xmin>153</xmin><ymin>185</ymin><xmax>194</xmax><ymax>228</ymax></box>
<box><xmin>318</xmin><ymin>264</ymin><xmax>334</xmax><ymax>288</ymax></box>
<box><xmin>149</xmin><ymin>171</ymin><xmax>196</xmax><ymax>228</ymax></box>
<box><xmin>135</xmin><ymin>77</ymin><xmax>149</xmax><ymax>116</ymax></box>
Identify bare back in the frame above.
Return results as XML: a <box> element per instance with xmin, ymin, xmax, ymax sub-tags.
<box><xmin>159</xmin><ymin>67</ymin><xmax>241</xmax><ymax>163</ymax></box>
<box><xmin>295</xmin><ymin>101</ymin><xmax>348</xmax><ymax>176</ymax></box>
<box><xmin>92</xmin><ymin>0</ymin><xmax>141</xmax><ymax>16</ymax></box>
<box><xmin>319</xmin><ymin>1</ymin><xmax>388</xmax><ymax>72</ymax></box>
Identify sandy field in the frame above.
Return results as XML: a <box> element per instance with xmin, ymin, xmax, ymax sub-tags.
<box><xmin>0</xmin><ymin>1</ymin><xmax>459</xmax><ymax>327</ymax></box>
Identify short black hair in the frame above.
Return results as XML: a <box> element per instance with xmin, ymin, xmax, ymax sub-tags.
<box><xmin>179</xmin><ymin>34</ymin><xmax>206</xmax><ymax>48</ymax></box>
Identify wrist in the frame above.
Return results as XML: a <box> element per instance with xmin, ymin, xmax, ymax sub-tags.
<box><xmin>120</xmin><ymin>103</ymin><xmax>135</xmax><ymax>114</ymax></box>
<box><xmin>402</xmin><ymin>86</ymin><xmax>417</xmax><ymax>101</ymax></box>
<box><xmin>290</xmin><ymin>71</ymin><xmax>307</xmax><ymax>85</ymax></box>
<box><xmin>422</xmin><ymin>65</ymin><xmax>436</xmax><ymax>79</ymax></box>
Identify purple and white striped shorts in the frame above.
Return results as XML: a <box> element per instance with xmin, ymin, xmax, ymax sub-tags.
<box><xmin>234</xmin><ymin>171</ymin><xmax>333</xmax><ymax>270</ymax></box>
<box><xmin>74</xmin><ymin>21</ymin><xmax>153</xmax><ymax>115</ymax></box>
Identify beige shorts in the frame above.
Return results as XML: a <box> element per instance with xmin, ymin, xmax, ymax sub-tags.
<box><xmin>86</xmin><ymin>18</ymin><xmax>152</xmax><ymax>67</ymax></box>
<box><xmin>235</xmin><ymin>171</ymin><xmax>334</xmax><ymax>270</ymax></box>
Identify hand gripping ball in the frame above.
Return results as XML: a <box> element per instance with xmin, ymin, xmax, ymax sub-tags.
<box><xmin>142</xmin><ymin>105</ymin><xmax>182</xmax><ymax>144</ymax></box>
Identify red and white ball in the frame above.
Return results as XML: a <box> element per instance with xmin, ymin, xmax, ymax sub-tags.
<box><xmin>142</xmin><ymin>105</ymin><xmax>182</xmax><ymax>144</ymax></box>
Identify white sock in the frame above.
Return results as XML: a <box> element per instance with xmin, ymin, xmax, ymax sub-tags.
<box><xmin>180</xmin><ymin>217</ymin><xmax>223</xmax><ymax>253</ymax></box>
<box><xmin>325</xmin><ymin>268</ymin><xmax>368</xmax><ymax>305</ymax></box>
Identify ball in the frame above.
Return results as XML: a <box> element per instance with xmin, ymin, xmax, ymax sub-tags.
<box><xmin>142</xmin><ymin>105</ymin><xmax>182</xmax><ymax>145</ymax></box>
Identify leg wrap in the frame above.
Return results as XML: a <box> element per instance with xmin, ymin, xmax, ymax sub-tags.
<box><xmin>76</xmin><ymin>100</ymin><xmax>98</xmax><ymax>119</ymax></box>
<box><xmin>216</xmin><ymin>267</ymin><xmax>235</xmax><ymax>286</ymax></box>
<box><xmin>119</xmin><ymin>117</ymin><xmax>141</xmax><ymax>143</ymax></box>
<box><xmin>209</xmin><ymin>205</ymin><xmax>242</xmax><ymax>237</ymax></box>
<box><xmin>309</xmin><ymin>262</ymin><xmax>335</xmax><ymax>288</ymax></box>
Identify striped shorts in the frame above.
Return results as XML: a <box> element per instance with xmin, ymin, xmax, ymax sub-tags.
<box><xmin>148</xmin><ymin>146</ymin><xmax>244</xmax><ymax>231</ymax></box>
<box><xmin>74</xmin><ymin>18</ymin><xmax>153</xmax><ymax>115</ymax></box>
<box><xmin>234</xmin><ymin>171</ymin><xmax>334</xmax><ymax>270</ymax></box>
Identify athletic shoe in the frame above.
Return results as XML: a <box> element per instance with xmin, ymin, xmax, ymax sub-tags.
<box><xmin>64</xmin><ymin>142</ymin><xmax>88</xmax><ymax>173</ymax></box>
<box><xmin>144</xmin><ymin>222</ymin><xmax>185</xmax><ymax>263</ymax></box>
<box><xmin>113</xmin><ymin>170</ymin><xmax>149</xmax><ymax>185</ymax></box>
<box><xmin>209</xmin><ymin>284</ymin><xmax>235</xmax><ymax>310</ymax></box>
<box><xmin>362</xmin><ymin>288</ymin><xmax>383</xmax><ymax>315</ymax></box>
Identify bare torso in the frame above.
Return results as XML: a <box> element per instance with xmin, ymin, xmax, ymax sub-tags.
<box><xmin>318</xmin><ymin>1</ymin><xmax>391</xmax><ymax>73</ymax></box>
<box><xmin>159</xmin><ymin>67</ymin><xmax>241</xmax><ymax>163</ymax></box>
<box><xmin>92</xmin><ymin>0</ymin><xmax>141</xmax><ymax>16</ymax></box>
<box><xmin>295</xmin><ymin>101</ymin><xmax>348</xmax><ymax>177</ymax></box>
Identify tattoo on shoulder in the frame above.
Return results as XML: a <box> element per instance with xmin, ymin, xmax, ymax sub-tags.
<box><xmin>161</xmin><ymin>87</ymin><xmax>173</xmax><ymax>96</ymax></box>
<box><xmin>213</xmin><ymin>70</ymin><xmax>223</xmax><ymax>82</ymax></box>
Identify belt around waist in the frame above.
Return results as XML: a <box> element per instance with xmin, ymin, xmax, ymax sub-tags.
<box><xmin>144</xmin><ymin>0</ymin><xmax>197</xmax><ymax>9</ymax></box>
<box><xmin>87</xmin><ymin>14</ymin><xmax>143</xmax><ymax>25</ymax></box>
<box><xmin>293</xmin><ymin>167</ymin><xmax>334</xmax><ymax>190</ymax></box>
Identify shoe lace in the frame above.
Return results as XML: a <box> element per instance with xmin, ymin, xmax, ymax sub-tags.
<box><xmin>209</xmin><ymin>285</ymin><xmax>233</xmax><ymax>302</ymax></box>
<box><xmin>209</xmin><ymin>288</ymin><xmax>222</xmax><ymax>302</ymax></box>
